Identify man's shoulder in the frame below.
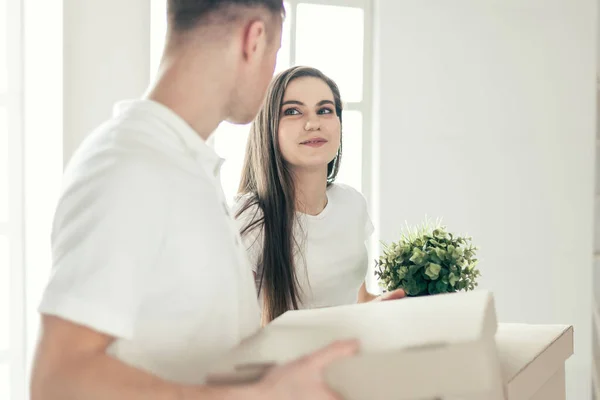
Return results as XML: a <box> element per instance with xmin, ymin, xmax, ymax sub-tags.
<box><xmin>65</xmin><ymin>116</ymin><xmax>198</xmax><ymax>192</ymax></box>
<box><xmin>56</xmin><ymin>129</ymin><xmax>189</xmax><ymax>230</ymax></box>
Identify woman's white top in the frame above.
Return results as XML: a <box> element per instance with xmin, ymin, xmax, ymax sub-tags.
<box><xmin>233</xmin><ymin>183</ymin><xmax>374</xmax><ymax>310</ymax></box>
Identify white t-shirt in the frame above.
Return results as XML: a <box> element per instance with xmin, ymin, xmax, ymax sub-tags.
<box><xmin>38</xmin><ymin>99</ymin><xmax>260</xmax><ymax>385</ymax></box>
<box><xmin>233</xmin><ymin>183</ymin><xmax>374</xmax><ymax>310</ymax></box>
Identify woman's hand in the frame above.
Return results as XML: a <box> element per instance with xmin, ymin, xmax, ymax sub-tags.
<box><xmin>357</xmin><ymin>283</ymin><xmax>406</xmax><ymax>303</ymax></box>
<box><xmin>372</xmin><ymin>288</ymin><xmax>406</xmax><ymax>302</ymax></box>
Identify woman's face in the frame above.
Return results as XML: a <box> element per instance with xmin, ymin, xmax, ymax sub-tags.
<box><xmin>277</xmin><ymin>77</ymin><xmax>341</xmax><ymax>172</ymax></box>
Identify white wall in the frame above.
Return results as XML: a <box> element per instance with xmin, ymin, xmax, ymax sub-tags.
<box><xmin>23</xmin><ymin>0</ymin><xmax>64</xmax><ymax>384</ymax></box>
<box><xmin>63</xmin><ymin>0</ymin><xmax>151</xmax><ymax>163</ymax></box>
<box><xmin>373</xmin><ymin>1</ymin><xmax>596</xmax><ymax>399</ymax></box>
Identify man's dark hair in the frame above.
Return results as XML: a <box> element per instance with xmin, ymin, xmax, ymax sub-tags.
<box><xmin>168</xmin><ymin>0</ymin><xmax>285</xmax><ymax>32</ymax></box>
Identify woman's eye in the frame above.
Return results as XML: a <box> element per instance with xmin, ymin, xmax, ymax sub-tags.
<box><xmin>318</xmin><ymin>108</ymin><xmax>334</xmax><ymax>115</ymax></box>
<box><xmin>283</xmin><ymin>108</ymin><xmax>300</xmax><ymax>116</ymax></box>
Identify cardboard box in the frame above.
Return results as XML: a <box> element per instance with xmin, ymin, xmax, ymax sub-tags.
<box><xmin>208</xmin><ymin>290</ymin><xmax>505</xmax><ymax>400</ymax></box>
<box><xmin>496</xmin><ymin>324</ymin><xmax>573</xmax><ymax>400</ymax></box>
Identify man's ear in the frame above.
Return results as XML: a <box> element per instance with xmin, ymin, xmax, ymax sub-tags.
<box><xmin>242</xmin><ymin>19</ymin><xmax>267</xmax><ymax>62</ymax></box>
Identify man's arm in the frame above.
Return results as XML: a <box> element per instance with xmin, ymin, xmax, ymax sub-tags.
<box><xmin>30</xmin><ymin>315</ymin><xmax>259</xmax><ymax>400</ymax></box>
<box><xmin>31</xmin><ymin>315</ymin><xmax>358</xmax><ymax>400</ymax></box>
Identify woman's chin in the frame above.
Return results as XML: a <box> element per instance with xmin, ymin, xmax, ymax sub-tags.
<box><xmin>292</xmin><ymin>159</ymin><xmax>333</xmax><ymax>172</ymax></box>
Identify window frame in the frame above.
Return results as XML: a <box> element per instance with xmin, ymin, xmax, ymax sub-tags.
<box><xmin>4</xmin><ymin>0</ymin><xmax>26</xmax><ymax>399</ymax></box>
<box><xmin>284</xmin><ymin>0</ymin><xmax>374</xmax><ymax>205</ymax></box>
<box><xmin>285</xmin><ymin>0</ymin><xmax>377</xmax><ymax>290</ymax></box>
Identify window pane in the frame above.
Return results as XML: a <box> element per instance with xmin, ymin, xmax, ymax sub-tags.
<box><xmin>0</xmin><ymin>107</ymin><xmax>7</xmax><ymax>222</ymax></box>
<box><xmin>295</xmin><ymin>4</ymin><xmax>364</xmax><ymax>102</ymax></box>
<box><xmin>0</xmin><ymin>235</ymin><xmax>9</xmax><ymax>351</ymax></box>
<box><xmin>0</xmin><ymin>0</ymin><xmax>6</xmax><ymax>93</ymax></box>
<box><xmin>274</xmin><ymin>2</ymin><xmax>292</xmax><ymax>74</ymax></box>
<box><xmin>335</xmin><ymin>111</ymin><xmax>363</xmax><ymax>191</ymax></box>
<box><xmin>150</xmin><ymin>0</ymin><xmax>167</xmax><ymax>82</ymax></box>
<box><xmin>0</xmin><ymin>363</ymin><xmax>8</xmax><ymax>400</ymax></box>
<box><xmin>213</xmin><ymin>123</ymin><xmax>251</xmax><ymax>204</ymax></box>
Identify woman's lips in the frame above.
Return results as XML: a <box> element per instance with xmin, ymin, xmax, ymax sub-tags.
<box><xmin>300</xmin><ymin>138</ymin><xmax>328</xmax><ymax>147</ymax></box>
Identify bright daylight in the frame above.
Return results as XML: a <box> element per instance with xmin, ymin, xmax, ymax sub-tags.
<box><xmin>0</xmin><ymin>1</ymin><xmax>598</xmax><ymax>399</ymax></box>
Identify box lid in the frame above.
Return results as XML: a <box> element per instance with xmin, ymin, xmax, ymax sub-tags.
<box><xmin>209</xmin><ymin>290</ymin><xmax>504</xmax><ymax>400</ymax></box>
<box><xmin>496</xmin><ymin>324</ymin><xmax>574</xmax><ymax>399</ymax></box>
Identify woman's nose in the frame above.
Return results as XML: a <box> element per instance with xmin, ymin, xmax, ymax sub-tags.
<box><xmin>304</xmin><ymin>116</ymin><xmax>320</xmax><ymax>131</ymax></box>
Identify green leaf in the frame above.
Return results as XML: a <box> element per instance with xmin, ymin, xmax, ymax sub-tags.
<box><xmin>448</xmin><ymin>273</ymin><xmax>458</xmax><ymax>287</ymax></box>
<box><xmin>409</xmin><ymin>264</ymin><xmax>423</xmax><ymax>276</ymax></box>
<box><xmin>425</xmin><ymin>263</ymin><xmax>442</xmax><ymax>280</ymax></box>
<box><xmin>403</xmin><ymin>275</ymin><xmax>417</xmax><ymax>295</ymax></box>
<box><xmin>434</xmin><ymin>248</ymin><xmax>447</xmax><ymax>261</ymax></box>
<box><xmin>433</xmin><ymin>228</ymin><xmax>447</xmax><ymax>240</ymax></box>
<box><xmin>397</xmin><ymin>266</ymin><xmax>408</xmax><ymax>280</ymax></box>
<box><xmin>416</xmin><ymin>278</ymin><xmax>428</xmax><ymax>295</ymax></box>
<box><xmin>428</xmin><ymin>281</ymin><xmax>437</xmax><ymax>294</ymax></box>
<box><xmin>428</xmin><ymin>250</ymin><xmax>442</xmax><ymax>264</ymax></box>
<box><xmin>409</xmin><ymin>248</ymin><xmax>425</xmax><ymax>264</ymax></box>
<box><xmin>436</xmin><ymin>280</ymin><xmax>449</xmax><ymax>293</ymax></box>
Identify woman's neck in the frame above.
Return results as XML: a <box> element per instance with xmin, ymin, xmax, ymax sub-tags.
<box><xmin>293</xmin><ymin>167</ymin><xmax>329</xmax><ymax>216</ymax></box>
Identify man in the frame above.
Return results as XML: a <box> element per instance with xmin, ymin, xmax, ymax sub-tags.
<box><xmin>30</xmin><ymin>1</ymin><xmax>403</xmax><ymax>399</ymax></box>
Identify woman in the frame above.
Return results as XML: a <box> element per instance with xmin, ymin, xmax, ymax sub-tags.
<box><xmin>234</xmin><ymin>66</ymin><xmax>394</xmax><ymax>324</ymax></box>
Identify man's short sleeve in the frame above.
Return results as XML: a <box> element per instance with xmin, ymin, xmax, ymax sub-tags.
<box><xmin>38</xmin><ymin>156</ymin><xmax>169</xmax><ymax>339</ymax></box>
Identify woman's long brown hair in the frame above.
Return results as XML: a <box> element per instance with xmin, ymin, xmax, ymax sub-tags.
<box><xmin>236</xmin><ymin>66</ymin><xmax>343</xmax><ymax>323</ymax></box>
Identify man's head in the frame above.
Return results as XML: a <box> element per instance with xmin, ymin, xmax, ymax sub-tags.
<box><xmin>166</xmin><ymin>0</ymin><xmax>285</xmax><ymax>125</ymax></box>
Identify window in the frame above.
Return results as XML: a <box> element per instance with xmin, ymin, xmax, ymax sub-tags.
<box><xmin>1</xmin><ymin>0</ymin><xmax>24</xmax><ymax>398</ymax></box>
<box><xmin>2</xmin><ymin>1</ymin><xmax>63</xmax><ymax>398</ymax></box>
<box><xmin>150</xmin><ymin>0</ymin><xmax>373</xmax><ymax>204</ymax></box>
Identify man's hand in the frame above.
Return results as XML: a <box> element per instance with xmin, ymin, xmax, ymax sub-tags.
<box><xmin>254</xmin><ymin>340</ymin><xmax>359</xmax><ymax>400</ymax></box>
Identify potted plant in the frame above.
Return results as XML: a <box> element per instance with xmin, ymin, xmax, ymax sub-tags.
<box><xmin>375</xmin><ymin>219</ymin><xmax>481</xmax><ymax>297</ymax></box>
